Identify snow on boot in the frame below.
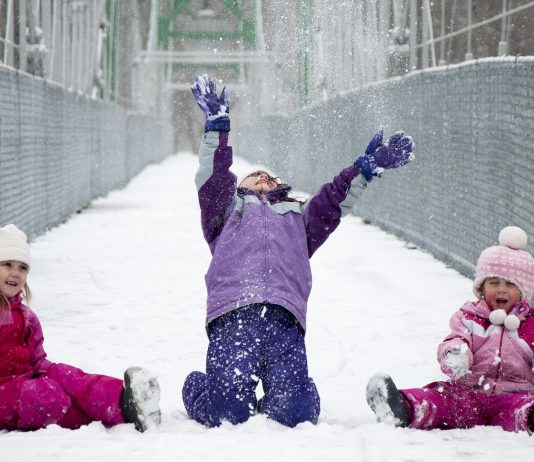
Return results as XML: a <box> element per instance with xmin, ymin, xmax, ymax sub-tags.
<box><xmin>366</xmin><ymin>373</ymin><xmax>410</xmax><ymax>428</ymax></box>
<box><xmin>121</xmin><ymin>367</ymin><xmax>161</xmax><ymax>432</ymax></box>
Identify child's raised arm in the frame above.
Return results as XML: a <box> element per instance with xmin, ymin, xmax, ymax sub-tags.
<box><xmin>192</xmin><ymin>75</ymin><xmax>237</xmax><ymax>251</ymax></box>
<box><xmin>304</xmin><ymin>129</ymin><xmax>414</xmax><ymax>257</ymax></box>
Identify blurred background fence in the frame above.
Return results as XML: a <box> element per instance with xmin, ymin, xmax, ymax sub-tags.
<box><xmin>235</xmin><ymin>57</ymin><xmax>534</xmax><ymax>281</ymax></box>
<box><xmin>0</xmin><ymin>65</ymin><xmax>172</xmax><ymax>239</ymax></box>
<box><xmin>1</xmin><ymin>0</ymin><xmax>533</xmax><ymax>282</ymax></box>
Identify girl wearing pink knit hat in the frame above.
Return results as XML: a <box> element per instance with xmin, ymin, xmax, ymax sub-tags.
<box><xmin>366</xmin><ymin>226</ymin><xmax>534</xmax><ymax>433</ymax></box>
<box><xmin>0</xmin><ymin>224</ymin><xmax>161</xmax><ymax>432</ymax></box>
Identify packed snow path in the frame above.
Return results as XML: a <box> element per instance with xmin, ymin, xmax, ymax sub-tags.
<box><xmin>2</xmin><ymin>153</ymin><xmax>533</xmax><ymax>461</ymax></box>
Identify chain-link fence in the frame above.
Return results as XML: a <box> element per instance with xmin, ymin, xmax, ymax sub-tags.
<box><xmin>0</xmin><ymin>66</ymin><xmax>173</xmax><ymax>239</ymax></box>
<box><xmin>235</xmin><ymin>57</ymin><xmax>534</xmax><ymax>294</ymax></box>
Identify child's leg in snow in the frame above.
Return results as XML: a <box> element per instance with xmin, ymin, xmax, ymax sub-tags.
<box><xmin>485</xmin><ymin>392</ymin><xmax>534</xmax><ymax>433</ymax></box>
<box><xmin>44</xmin><ymin>363</ymin><xmax>125</xmax><ymax>429</ymax></box>
<box><xmin>182</xmin><ymin>308</ymin><xmax>261</xmax><ymax>427</ymax></box>
<box><xmin>401</xmin><ymin>381</ymin><xmax>484</xmax><ymax>430</ymax></box>
<box><xmin>258</xmin><ymin>306</ymin><xmax>320</xmax><ymax>427</ymax></box>
<box><xmin>0</xmin><ymin>375</ymin><xmax>71</xmax><ymax>430</ymax></box>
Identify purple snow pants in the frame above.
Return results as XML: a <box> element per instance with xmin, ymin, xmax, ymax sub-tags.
<box><xmin>0</xmin><ymin>363</ymin><xmax>125</xmax><ymax>430</ymax></box>
<box><xmin>182</xmin><ymin>304</ymin><xmax>320</xmax><ymax>427</ymax></box>
<box><xmin>401</xmin><ymin>381</ymin><xmax>534</xmax><ymax>433</ymax></box>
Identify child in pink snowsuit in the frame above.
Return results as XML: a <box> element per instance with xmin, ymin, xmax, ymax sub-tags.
<box><xmin>367</xmin><ymin>226</ymin><xmax>534</xmax><ymax>433</ymax></box>
<box><xmin>0</xmin><ymin>224</ymin><xmax>161</xmax><ymax>432</ymax></box>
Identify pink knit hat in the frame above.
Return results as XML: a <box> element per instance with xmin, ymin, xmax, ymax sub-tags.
<box><xmin>473</xmin><ymin>226</ymin><xmax>534</xmax><ymax>302</ymax></box>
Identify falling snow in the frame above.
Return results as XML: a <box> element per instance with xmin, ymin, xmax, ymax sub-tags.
<box><xmin>1</xmin><ymin>153</ymin><xmax>532</xmax><ymax>461</ymax></box>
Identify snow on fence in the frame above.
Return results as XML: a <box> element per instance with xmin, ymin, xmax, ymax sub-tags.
<box><xmin>0</xmin><ymin>66</ymin><xmax>173</xmax><ymax>239</ymax></box>
<box><xmin>235</xmin><ymin>57</ymin><xmax>534</xmax><ymax>285</ymax></box>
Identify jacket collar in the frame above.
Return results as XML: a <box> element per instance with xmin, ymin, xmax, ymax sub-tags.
<box><xmin>461</xmin><ymin>299</ymin><xmax>533</xmax><ymax>321</ymax></box>
<box><xmin>237</xmin><ymin>185</ymin><xmax>292</xmax><ymax>203</ymax></box>
<box><xmin>9</xmin><ymin>292</ymin><xmax>23</xmax><ymax>309</ymax></box>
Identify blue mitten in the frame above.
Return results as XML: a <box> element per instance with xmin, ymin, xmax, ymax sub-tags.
<box><xmin>191</xmin><ymin>74</ymin><xmax>230</xmax><ymax>132</ymax></box>
<box><xmin>355</xmin><ymin>128</ymin><xmax>414</xmax><ymax>182</ymax></box>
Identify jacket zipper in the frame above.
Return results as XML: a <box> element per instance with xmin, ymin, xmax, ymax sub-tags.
<box><xmin>490</xmin><ymin>327</ymin><xmax>505</xmax><ymax>396</ymax></box>
<box><xmin>261</xmin><ymin>195</ymin><xmax>268</xmax><ymax>298</ymax></box>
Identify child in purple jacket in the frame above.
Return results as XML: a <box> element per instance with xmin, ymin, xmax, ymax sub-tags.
<box><xmin>367</xmin><ymin>226</ymin><xmax>534</xmax><ymax>433</ymax></box>
<box><xmin>0</xmin><ymin>224</ymin><xmax>161</xmax><ymax>432</ymax></box>
<box><xmin>182</xmin><ymin>74</ymin><xmax>414</xmax><ymax>428</ymax></box>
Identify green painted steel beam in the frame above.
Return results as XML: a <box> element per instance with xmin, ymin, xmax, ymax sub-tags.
<box><xmin>172</xmin><ymin>63</ymin><xmax>240</xmax><ymax>71</ymax></box>
<box><xmin>105</xmin><ymin>0</ymin><xmax>120</xmax><ymax>101</ymax></box>
<box><xmin>158</xmin><ymin>0</ymin><xmax>256</xmax><ymax>47</ymax></box>
<box><xmin>169</xmin><ymin>0</ymin><xmax>194</xmax><ymax>19</ymax></box>
<box><xmin>165</xmin><ymin>30</ymin><xmax>242</xmax><ymax>40</ymax></box>
<box><xmin>242</xmin><ymin>18</ymin><xmax>256</xmax><ymax>46</ymax></box>
<box><xmin>297</xmin><ymin>0</ymin><xmax>314</xmax><ymax>106</ymax></box>
<box><xmin>221</xmin><ymin>0</ymin><xmax>244</xmax><ymax>20</ymax></box>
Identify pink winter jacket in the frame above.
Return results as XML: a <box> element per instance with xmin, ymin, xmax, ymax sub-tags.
<box><xmin>437</xmin><ymin>299</ymin><xmax>534</xmax><ymax>395</ymax></box>
<box><xmin>0</xmin><ymin>293</ymin><xmax>53</xmax><ymax>385</ymax></box>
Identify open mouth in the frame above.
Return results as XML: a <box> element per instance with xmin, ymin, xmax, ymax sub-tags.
<box><xmin>495</xmin><ymin>297</ymin><xmax>508</xmax><ymax>305</ymax></box>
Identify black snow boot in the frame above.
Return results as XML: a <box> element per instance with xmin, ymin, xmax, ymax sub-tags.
<box><xmin>121</xmin><ymin>367</ymin><xmax>162</xmax><ymax>432</ymax></box>
<box><xmin>528</xmin><ymin>407</ymin><xmax>534</xmax><ymax>433</ymax></box>
<box><xmin>366</xmin><ymin>373</ymin><xmax>411</xmax><ymax>428</ymax></box>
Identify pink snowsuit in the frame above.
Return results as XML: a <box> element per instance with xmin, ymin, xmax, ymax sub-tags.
<box><xmin>400</xmin><ymin>299</ymin><xmax>534</xmax><ymax>433</ymax></box>
<box><xmin>0</xmin><ymin>293</ymin><xmax>125</xmax><ymax>430</ymax></box>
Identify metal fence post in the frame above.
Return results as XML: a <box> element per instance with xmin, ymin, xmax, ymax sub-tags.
<box><xmin>498</xmin><ymin>0</ymin><xmax>508</xmax><ymax>56</ymax></box>
<box><xmin>409</xmin><ymin>0</ymin><xmax>417</xmax><ymax>70</ymax></box>
<box><xmin>19</xmin><ymin>0</ymin><xmax>27</xmax><ymax>72</ymax></box>
<box><xmin>465</xmin><ymin>0</ymin><xmax>473</xmax><ymax>61</ymax></box>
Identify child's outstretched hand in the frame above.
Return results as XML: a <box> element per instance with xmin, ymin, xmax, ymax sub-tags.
<box><xmin>191</xmin><ymin>74</ymin><xmax>230</xmax><ymax>132</ymax></box>
<box><xmin>355</xmin><ymin>128</ymin><xmax>414</xmax><ymax>182</ymax></box>
<box><xmin>441</xmin><ymin>345</ymin><xmax>470</xmax><ymax>380</ymax></box>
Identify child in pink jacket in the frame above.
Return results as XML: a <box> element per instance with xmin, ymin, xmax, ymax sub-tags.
<box><xmin>366</xmin><ymin>226</ymin><xmax>534</xmax><ymax>433</ymax></box>
<box><xmin>0</xmin><ymin>224</ymin><xmax>161</xmax><ymax>432</ymax></box>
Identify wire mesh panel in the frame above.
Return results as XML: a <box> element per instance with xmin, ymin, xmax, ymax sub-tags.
<box><xmin>0</xmin><ymin>66</ymin><xmax>173</xmax><ymax>239</ymax></box>
<box><xmin>235</xmin><ymin>57</ymin><xmax>534</xmax><ymax>296</ymax></box>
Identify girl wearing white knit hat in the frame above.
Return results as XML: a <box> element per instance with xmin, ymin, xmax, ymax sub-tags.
<box><xmin>0</xmin><ymin>224</ymin><xmax>160</xmax><ymax>432</ymax></box>
<box><xmin>366</xmin><ymin>226</ymin><xmax>534</xmax><ymax>433</ymax></box>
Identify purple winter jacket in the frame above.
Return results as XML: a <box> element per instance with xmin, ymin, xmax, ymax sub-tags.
<box><xmin>195</xmin><ymin>131</ymin><xmax>367</xmax><ymax>329</ymax></box>
<box><xmin>437</xmin><ymin>299</ymin><xmax>534</xmax><ymax>395</ymax></box>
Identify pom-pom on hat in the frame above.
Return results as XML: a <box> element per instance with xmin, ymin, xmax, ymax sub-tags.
<box><xmin>473</xmin><ymin>226</ymin><xmax>534</xmax><ymax>302</ymax></box>
<box><xmin>0</xmin><ymin>224</ymin><xmax>31</xmax><ymax>269</ymax></box>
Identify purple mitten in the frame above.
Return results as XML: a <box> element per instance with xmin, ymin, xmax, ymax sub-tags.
<box><xmin>355</xmin><ymin>129</ymin><xmax>414</xmax><ymax>181</ymax></box>
<box><xmin>191</xmin><ymin>74</ymin><xmax>230</xmax><ymax>132</ymax></box>
<box><xmin>373</xmin><ymin>131</ymin><xmax>414</xmax><ymax>170</ymax></box>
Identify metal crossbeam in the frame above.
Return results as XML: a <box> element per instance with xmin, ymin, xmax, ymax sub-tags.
<box><xmin>136</xmin><ymin>50</ymin><xmax>276</xmax><ymax>64</ymax></box>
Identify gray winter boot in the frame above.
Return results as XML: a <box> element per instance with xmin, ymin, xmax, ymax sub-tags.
<box><xmin>121</xmin><ymin>367</ymin><xmax>162</xmax><ymax>432</ymax></box>
<box><xmin>366</xmin><ymin>373</ymin><xmax>411</xmax><ymax>428</ymax></box>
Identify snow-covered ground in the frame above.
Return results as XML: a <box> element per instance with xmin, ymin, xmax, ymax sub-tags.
<box><xmin>2</xmin><ymin>153</ymin><xmax>533</xmax><ymax>461</ymax></box>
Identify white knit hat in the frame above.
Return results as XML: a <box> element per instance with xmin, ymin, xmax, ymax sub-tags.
<box><xmin>0</xmin><ymin>224</ymin><xmax>31</xmax><ymax>268</ymax></box>
<box><xmin>473</xmin><ymin>226</ymin><xmax>534</xmax><ymax>302</ymax></box>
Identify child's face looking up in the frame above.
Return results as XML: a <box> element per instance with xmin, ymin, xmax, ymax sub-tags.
<box><xmin>239</xmin><ymin>171</ymin><xmax>279</xmax><ymax>194</ymax></box>
<box><xmin>482</xmin><ymin>277</ymin><xmax>521</xmax><ymax>312</ymax></box>
<box><xmin>0</xmin><ymin>260</ymin><xmax>28</xmax><ymax>299</ymax></box>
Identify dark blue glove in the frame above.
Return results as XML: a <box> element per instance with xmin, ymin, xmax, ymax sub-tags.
<box><xmin>355</xmin><ymin>128</ymin><xmax>414</xmax><ymax>182</ymax></box>
<box><xmin>191</xmin><ymin>74</ymin><xmax>230</xmax><ymax>132</ymax></box>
